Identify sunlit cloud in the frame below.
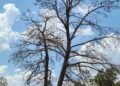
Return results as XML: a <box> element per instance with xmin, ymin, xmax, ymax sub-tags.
<box><xmin>0</xmin><ymin>65</ymin><xmax>8</xmax><ymax>74</ymax></box>
<box><xmin>0</xmin><ymin>3</ymin><xmax>20</xmax><ymax>52</ymax></box>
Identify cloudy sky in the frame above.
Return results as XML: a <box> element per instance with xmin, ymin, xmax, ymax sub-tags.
<box><xmin>0</xmin><ymin>0</ymin><xmax>120</xmax><ymax>86</ymax></box>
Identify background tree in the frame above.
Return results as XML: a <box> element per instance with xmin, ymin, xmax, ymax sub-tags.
<box><xmin>11</xmin><ymin>0</ymin><xmax>120</xmax><ymax>86</ymax></box>
<box><xmin>89</xmin><ymin>67</ymin><xmax>120</xmax><ymax>86</ymax></box>
<box><xmin>0</xmin><ymin>77</ymin><xmax>7</xmax><ymax>86</ymax></box>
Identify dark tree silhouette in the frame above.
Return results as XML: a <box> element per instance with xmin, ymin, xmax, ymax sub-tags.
<box><xmin>11</xmin><ymin>0</ymin><xmax>120</xmax><ymax>86</ymax></box>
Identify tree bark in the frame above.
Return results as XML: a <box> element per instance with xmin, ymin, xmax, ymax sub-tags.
<box><xmin>57</xmin><ymin>58</ymin><xmax>68</xmax><ymax>86</ymax></box>
<box><xmin>43</xmin><ymin>33</ymin><xmax>49</xmax><ymax>86</ymax></box>
<box><xmin>44</xmin><ymin>55</ymin><xmax>49</xmax><ymax>86</ymax></box>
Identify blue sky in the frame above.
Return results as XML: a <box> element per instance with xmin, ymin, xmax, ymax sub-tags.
<box><xmin>0</xmin><ymin>0</ymin><xmax>120</xmax><ymax>86</ymax></box>
<box><xmin>101</xmin><ymin>8</ymin><xmax>120</xmax><ymax>31</ymax></box>
<box><xmin>0</xmin><ymin>0</ymin><xmax>30</xmax><ymax>68</ymax></box>
<box><xmin>0</xmin><ymin>0</ymin><xmax>34</xmax><ymax>86</ymax></box>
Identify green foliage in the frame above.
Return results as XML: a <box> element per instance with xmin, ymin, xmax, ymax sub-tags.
<box><xmin>0</xmin><ymin>77</ymin><xmax>7</xmax><ymax>86</ymax></box>
<box><xmin>115</xmin><ymin>82</ymin><xmax>120</xmax><ymax>86</ymax></box>
<box><xmin>90</xmin><ymin>68</ymin><xmax>120</xmax><ymax>86</ymax></box>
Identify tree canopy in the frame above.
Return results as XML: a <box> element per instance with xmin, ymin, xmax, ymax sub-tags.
<box><xmin>90</xmin><ymin>67</ymin><xmax>120</xmax><ymax>86</ymax></box>
<box><xmin>11</xmin><ymin>0</ymin><xmax>120</xmax><ymax>86</ymax></box>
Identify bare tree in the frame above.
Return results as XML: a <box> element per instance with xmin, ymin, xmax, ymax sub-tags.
<box><xmin>11</xmin><ymin>10</ymin><xmax>64</xmax><ymax>86</ymax></box>
<box><xmin>11</xmin><ymin>0</ymin><xmax>120</xmax><ymax>86</ymax></box>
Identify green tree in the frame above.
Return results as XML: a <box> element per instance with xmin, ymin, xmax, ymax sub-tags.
<box><xmin>0</xmin><ymin>77</ymin><xmax>7</xmax><ymax>86</ymax></box>
<box><xmin>90</xmin><ymin>68</ymin><xmax>120</xmax><ymax>86</ymax></box>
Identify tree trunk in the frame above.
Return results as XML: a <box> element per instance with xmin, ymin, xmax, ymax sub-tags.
<box><xmin>57</xmin><ymin>58</ymin><xmax>68</xmax><ymax>86</ymax></box>
<box><xmin>43</xmin><ymin>33</ymin><xmax>49</xmax><ymax>86</ymax></box>
<box><xmin>44</xmin><ymin>55</ymin><xmax>49</xmax><ymax>86</ymax></box>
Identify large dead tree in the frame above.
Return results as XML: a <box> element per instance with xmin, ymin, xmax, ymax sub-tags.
<box><xmin>11</xmin><ymin>0</ymin><xmax>120</xmax><ymax>86</ymax></box>
<box><xmin>11</xmin><ymin>11</ymin><xmax>64</xmax><ymax>86</ymax></box>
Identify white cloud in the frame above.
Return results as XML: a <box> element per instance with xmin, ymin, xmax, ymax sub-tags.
<box><xmin>72</xmin><ymin>3</ymin><xmax>92</xmax><ymax>16</ymax></box>
<box><xmin>75</xmin><ymin>5</ymin><xmax>88</xmax><ymax>15</ymax></box>
<box><xmin>78</xmin><ymin>35</ymin><xmax>120</xmax><ymax>65</ymax></box>
<box><xmin>4</xmin><ymin>67</ymin><xmax>56</xmax><ymax>86</ymax></box>
<box><xmin>0</xmin><ymin>43</ymin><xmax>10</xmax><ymax>52</ymax></box>
<box><xmin>14</xmin><ymin>68</ymin><xmax>22</xmax><ymax>73</ymax></box>
<box><xmin>6</xmin><ymin>73</ymin><xmax>24</xmax><ymax>86</ymax></box>
<box><xmin>5</xmin><ymin>68</ymin><xmax>27</xmax><ymax>86</ymax></box>
<box><xmin>0</xmin><ymin>3</ymin><xmax>20</xmax><ymax>52</ymax></box>
<box><xmin>98</xmin><ymin>37</ymin><xmax>120</xmax><ymax>64</ymax></box>
<box><xmin>5</xmin><ymin>68</ymin><xmax>43</xmax><ymax>86</ymax></box>
<box><xmin>0</xmin><ymin>65</ymin><xmax>8</xmax><ymax>74</ymax></box>
<box><xmin>40</xmin><ymin>9</ymin><xmax>53</xmax><ymax>18</ymax></box>
<box><xmin>79</xmin><ymin>26</ymin><xmax>94</xmax><ymax>36</ymax></box>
